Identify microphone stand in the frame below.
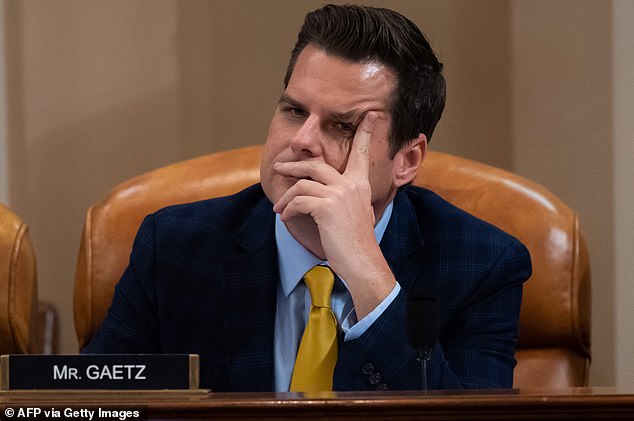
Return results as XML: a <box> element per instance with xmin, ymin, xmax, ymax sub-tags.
<box><xmin>415</xmin><ymin>347</ymin><xmax>432</xmax><ymax>393</ymax></box>
<box><xmin>406</xmin><ymin>291</ymin><xmax>438</xmax><ymax>393</ymax></box>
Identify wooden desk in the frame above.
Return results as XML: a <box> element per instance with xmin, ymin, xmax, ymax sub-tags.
<box><xmin>1</xmin><ymin>387</ymin><xmax>633</xmax><ymax>420</ymax></box>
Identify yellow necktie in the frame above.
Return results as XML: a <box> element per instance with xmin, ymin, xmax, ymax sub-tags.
<box><xmin>290</xmin><ymin>265</ymin><xmax>338</xmax><ymax>392</ymax></box>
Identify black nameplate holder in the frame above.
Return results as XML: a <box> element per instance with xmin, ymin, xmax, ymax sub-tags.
<box><xmin>0</xmin><ymin>354</ymin><xmax>200</xmax><ymax>390</ymax></box>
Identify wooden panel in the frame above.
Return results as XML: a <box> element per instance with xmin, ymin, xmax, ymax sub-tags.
<box><xmin>1</xmin><ymin>388</ymin><xmax>633</xmax><ymax>420</ymax></box>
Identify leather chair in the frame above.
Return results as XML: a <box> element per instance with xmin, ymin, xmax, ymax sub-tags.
<box><xmin>0</xmin><ymin>203</ymin><xmax>38</xmax><ymax>354</ymax></box>
<box><xmin>74</xmin><ymin>145</ymin><xmax>591</xmax><ymax>388</ymax></box>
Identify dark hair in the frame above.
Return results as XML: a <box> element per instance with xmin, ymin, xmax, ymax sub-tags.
<box><xmin>284</xmin><ymin>4</ymin><xmax>446</xmax><ymax>156</ymax></box>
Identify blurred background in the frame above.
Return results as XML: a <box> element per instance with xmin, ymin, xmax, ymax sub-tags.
<box><xmin>1</xmin><ymin>0</ymin><xmax>632</xmax><ymax>387</ymax></box>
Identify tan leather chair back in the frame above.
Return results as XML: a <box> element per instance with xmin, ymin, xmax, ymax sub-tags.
<box><xmin>74</xmin><ymin>145</ymin><xmax>590</xmax><ymax>388</ymax></box>
<box><xmin>0</xmin><ymin>203</ymin><xmax>38</xmax><ymax>354</ymax></box>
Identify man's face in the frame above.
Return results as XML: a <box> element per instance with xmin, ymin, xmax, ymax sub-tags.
<box><xmin>260</xmin><ymin>44</ymin><xmax>402</xmax><ymax>219</ymax></box>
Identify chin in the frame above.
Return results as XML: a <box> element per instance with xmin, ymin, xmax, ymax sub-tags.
<box><xmin>261</xmin><ymin>177</ymin><xmax>288</xmax><ymax>204</ymax></box>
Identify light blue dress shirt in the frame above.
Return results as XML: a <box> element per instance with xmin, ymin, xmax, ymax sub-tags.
<box><xmin>273</xmin><ymin>201</ymin><xmax>401</xmax><ymax>391</ymax></box>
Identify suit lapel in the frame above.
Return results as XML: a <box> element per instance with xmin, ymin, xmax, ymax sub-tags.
<box><xmin>380</xmin><ymin>189</ymin><xmax>426</xmax><ymax>293</ymax></box>
<box><xmin>221</xmin><ymin>197</ymin><xmax>278</xmax><ymax>391</ymax></box>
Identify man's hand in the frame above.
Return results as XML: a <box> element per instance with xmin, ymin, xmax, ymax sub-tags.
<box><xmin>272</xmin><ymin>112</ymin><xmax>396</xmax><ymax>319</ymax></box>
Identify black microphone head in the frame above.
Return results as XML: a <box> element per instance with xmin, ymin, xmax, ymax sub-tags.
<box><xmin>406</xmin><ymin>291</ymin><xmax>439</xmax><ymax>349</ymax></box>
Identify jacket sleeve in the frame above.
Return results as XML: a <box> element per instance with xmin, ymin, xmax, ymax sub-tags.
<box><xmin>334</xmin><ymin>240</ymin><xmax>531</xmax><ymax>391</ymax></box>
<box><xmin>82</xmin><ymin>215</ymin><xmax>161</xmax><ymax>354</ymax></box>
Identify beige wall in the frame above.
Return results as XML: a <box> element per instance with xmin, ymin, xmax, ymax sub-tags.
<box><xmin>613</xmin><ymin>0</ymin><xmax>634</xmax><ymax>388</ymax></box>
<box><xmin>510</xmin><ymin>0</ymin><xmax>615</xmax><ymax>386</ymax></box>
<box><xmin>5</xmin><ymin>0</ymin><xmax>184</xmax><ymax>356</ymax></box>
<box><xmin>2</xmin><ymin>0</ymin><xmax>632</xmax><ymax>386</ymax></box>
<box><xmin>0</xmin><ymin>0</ymin><xmax>7</xmax><ymax>203</ymax></box>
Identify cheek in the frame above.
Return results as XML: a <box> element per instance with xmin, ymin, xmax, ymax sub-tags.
<box><xmin>323</xmin><ymin>141</ymin><xmax>353</xmax><ymax>173</ymax></box>
<box><xmin>264</xmin><ymin>121</ymin><xmax>283</xmax><ymax>150</ymax></box>
<box><xmin>369</xmin><ymin>156</ymin><xmax>396</xmax><ymax>191</ymax></box>
<box><xmin>260</xmin><ymin>143</ymin><xmax>275</xmax><ymax>176</ymax></box>
<box><xmin>262</xmin><ymin>117</ymin><xmax>290</xmax><ymax>161</ymax></box>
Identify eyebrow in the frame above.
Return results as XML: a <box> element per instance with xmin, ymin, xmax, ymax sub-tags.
<box><xmin>278</xmin><ymin>93</ymin><xmax>303</xmax><ymax>108</ymax></box>
<box><xmin>332</xmin><ymin>110</ymin><xmax>359</xmax><ymax>122</ymax></box>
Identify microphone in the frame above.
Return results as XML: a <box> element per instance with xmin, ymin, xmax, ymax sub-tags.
<box><xmin>406</xmin><ymin>291</ymin><xmax>439</xmax><ymax>392</ymax></box>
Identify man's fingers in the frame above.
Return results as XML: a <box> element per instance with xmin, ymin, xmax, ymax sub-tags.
<box><xmin>344</xmin><ymin>111</ymin><xmax>379</xmax><ymax>178</ymax></box>
<box><xmin>273</xmin><ymin>160</ymin><xmax>340</xmax><ymax>185</ymax></box>
<box><xmin>272</xmin><ymin>177</ymin><xmax>330</xmax><ymax>214</ymax></box>
<box><xmin>277</xmin><ymin>195</ymin><xmax>323</xmax><ymax>222</ymax></box>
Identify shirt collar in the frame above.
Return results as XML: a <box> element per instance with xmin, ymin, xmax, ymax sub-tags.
<box><xmin>275</xmin><ymin>200</ymin><xmax>394</xmax><ymax>297</ymax></box>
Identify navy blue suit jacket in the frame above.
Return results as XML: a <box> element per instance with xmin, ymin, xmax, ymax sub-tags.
<box><xmin>85</xmin><ymin>184</ymin><xmax>531</xmax><ymax>391</ymax></box>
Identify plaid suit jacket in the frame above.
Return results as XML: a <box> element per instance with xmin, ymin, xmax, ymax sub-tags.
<box><xmin>85</xmin><ymin>183</ymin><xmax>531</xmax><ymax>391</ymax></box>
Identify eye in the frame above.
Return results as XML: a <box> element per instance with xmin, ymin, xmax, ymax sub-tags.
<box><xmin>282</xmin><ymin>106</ymin><xmax>308</xmax><ymax>119</ymax></box>
<box><xmin>291</xmin><ymin>107</ymin><xmax>307</xmax><ymax>117</ymax></box>
<box><xmin>336</xmin><ymin>122</ymin><xmax>355</xmax><ymax>132</ymax></box>
<box><xmin>335</xmin><ymin>121</ymin><xmax>357</xmax><ymax>138</ymax></box>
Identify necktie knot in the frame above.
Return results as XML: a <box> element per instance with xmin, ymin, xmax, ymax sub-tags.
<box><xmin>304</xmin><ymin>265</ymin><xmax>334</xmax><ymax>309</ymax></box>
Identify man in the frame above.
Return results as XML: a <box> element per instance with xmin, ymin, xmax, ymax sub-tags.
<box><xmin>85</xmin><ymin>4</ymin><xmax>531</xmax><ymax>392</ymax></box>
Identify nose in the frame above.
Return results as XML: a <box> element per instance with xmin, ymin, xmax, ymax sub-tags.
<box><xmin>290</xmin><ymin>115</ymin><xmax>323</xmax><ymax>157</ymax></box>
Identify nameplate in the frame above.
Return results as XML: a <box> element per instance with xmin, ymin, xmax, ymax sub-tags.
<box><xmin>0</xmin><ymin>354</ymin><xmax>199</xmax><ymax>390</ymax></box>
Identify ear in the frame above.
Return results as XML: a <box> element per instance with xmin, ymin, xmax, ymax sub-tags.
<box><xmin>393</xmin><ymin>134</ymin><xmax>427</xmax><ymax>187</ymax></box>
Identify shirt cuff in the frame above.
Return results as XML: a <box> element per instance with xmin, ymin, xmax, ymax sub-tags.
<box><xmin>341</xmin><ymin>281</ymin><xmax>401</xmax><ymax>342</ymax></box>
